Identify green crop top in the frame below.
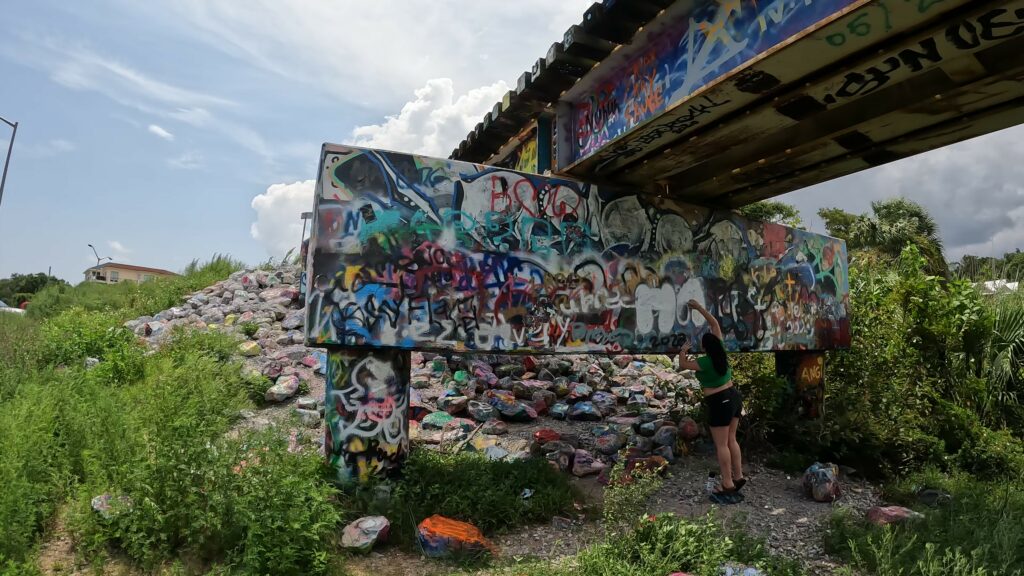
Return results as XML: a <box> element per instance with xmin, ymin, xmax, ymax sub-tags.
<box><xmin>695</xmin><ymin>355</ymin><xmax>732</xmax><ymax>389</ymax></box>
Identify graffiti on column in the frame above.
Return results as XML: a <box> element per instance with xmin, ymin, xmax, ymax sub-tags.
<box><xmin>496</xmin><ymin>125</ymin><xmax>540</xmax><ymax>174</ymax></box>
<box><xmin>305</xmin><ymin>144</ymin><xmax>850</xmax><ymax>354</ymax></box>
<box><xmin>571</xmin><ymin>0</ymin><xmax>858</xmax><ymax>162</ymax></box>
<box><xmin>325</xmin><ymin>350</ymin><xmax>410</xmax><ymax>483</ymax></box>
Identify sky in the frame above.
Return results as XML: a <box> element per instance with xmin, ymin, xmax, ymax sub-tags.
<box><xmin>1</xmin><ymin>1</ymin><xmax>1023</xmax><ymax>282</ymax></box>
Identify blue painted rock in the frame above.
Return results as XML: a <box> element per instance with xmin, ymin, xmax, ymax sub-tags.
<box><xmin>341</xmin><ymin>516</ymin><xmax>390</xmax><ymax>553</ymax></box>
<box><xmin>550</xmin><ymin>402</ymin><xmax>570</xmax><ymax>420</ymax></box>
<box><xmin>568</xmin><ymin>401</ymin><xmax>602</xmax><ymax>421</ymax></box>
<box><xmin>591</xmin><ymin>391</ymin><xmax>618</xmax><ymax>415</ymax></box>
<box><xmin>654</xmin><ymin>425</ymin><xmax>678</xmax><ymax>447</ymax></box>
<box><xmin>568</xmin><ymin>383</ymin><xmax>594</xmax><ymax>403</ymax></box>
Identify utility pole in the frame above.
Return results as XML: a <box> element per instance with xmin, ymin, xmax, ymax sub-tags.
<box><xmin>0</xmin><ymin>115</ymin><xmax>17</xmax><ymax>210</ymax></box>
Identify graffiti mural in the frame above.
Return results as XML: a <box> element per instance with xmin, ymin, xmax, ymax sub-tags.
<box><xmin>306</xmin><ymin>144</ymin><xmax>850</xmax><ymax>354</ymax></box>
<box><xmin>325</xmin><ymin>350</ymin><xmax>410</xmax><ymax>483</ymax></box>
<box><xmin>496</xmin><ymin>125</ymin><xmax>540</xmax><ymax>174</ymax></box>
<box><xmin>571</xmin><ymin>0</ymin><xmax>858</xmax><ymax>162</ymax></box>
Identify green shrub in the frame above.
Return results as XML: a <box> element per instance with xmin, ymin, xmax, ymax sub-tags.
<box><xmin>348</xmin><ymin>449</ymin><xmax>574</xmax><ymax>546</ymax></box>
<box><xmin>76</xmin><ymin>430</ymin><xmax>340</xmax><ymax>574</ymax></box>
<box><xmin>601</xmin><ymin>463</ymin><xmax>663</xmax><ymax>537</ymax></box>
<box><xmin>239</xmin><ymin>321</ymin><xmax>259</xmax><ymax>338</ymax></box>
<box><xmin>503</xmin><ymin>513</ymin><xmax>803</xmax><ymax>576</ymax></box>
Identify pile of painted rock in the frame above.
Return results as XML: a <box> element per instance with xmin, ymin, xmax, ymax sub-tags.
<box><xmin>122</xmin><ymin>264</ymin><xmax>328</xmax><ymax>425</ymax></box>
<box><xmin>407</xmin><ymin>350</ymin><xmax>706</xmax><ymax>480</ymax></box>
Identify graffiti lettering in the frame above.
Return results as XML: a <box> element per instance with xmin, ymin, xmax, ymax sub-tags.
<box><xmin>308</xmin><ymin>146</ymin><xmax>851</xmax><ymax>354</ymax></box>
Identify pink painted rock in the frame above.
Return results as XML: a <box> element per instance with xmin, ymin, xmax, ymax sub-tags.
<box><xmin>866</xmin><ymin>506</ymin><xmax>924</xmax><ymax>526</ymax></box>
<box><xmin>679</xmin><ymin>417</ymin><xmax>700</xmax><ymax>441</ymax></box>
<box><xmin>571</xmin><ymin>449</ymin><xmax>605</xmax><ymax>477</ymax></box>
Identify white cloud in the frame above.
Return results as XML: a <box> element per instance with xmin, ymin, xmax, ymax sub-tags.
<box><xmin>350</xmin><ymin>78</ymin><xmax>508</xmax><ymax>157</ymax></box>
<box><xmin>18</xmin><ymin>139</ymin><xmax>76</xmax><ymax>158</ymax></box>
<box><xmin>250</xmin><ymin>180</ymin><xmax>315</xmax><ymax>256</ymax></box>
<box><xmin>786</xmin><ymin>124</ymin><xmax>1024</xmax><ymax>260</ymax></box>
<box><xmin>143</xmin><ymin>0</ymin><xmax>593</xmax><ymax>109</ymax></box>
<box><xmin>147</xmin><ymin>124</ymin><xmax>174</xmax><ymax>141</ymax></box>
<box><xmin>167</xmin><ymin>151</ymin><xmax>204</xmax><ymax>170</ymax></box>
<box><xmin>107</xmin><ymin>240</ymin><xmax>131</xmax><ymax>255</ymax></box>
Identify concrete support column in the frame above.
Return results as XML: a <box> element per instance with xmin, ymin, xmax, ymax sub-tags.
<box><xmin>325</xmin><ymin>349</ymin><xmax>411</xmax><ymax>484</ymax></box>
<box><xmin>774</xmin><ymin>351</ymin><xmax>826</xmax><ymax>420</ymax></box>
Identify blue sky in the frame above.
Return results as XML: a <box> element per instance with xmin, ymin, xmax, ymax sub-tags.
<box><xmin>2</xmin><ymin>1</ymin><xmax>1024</xmax><ymax>282</ymax></box>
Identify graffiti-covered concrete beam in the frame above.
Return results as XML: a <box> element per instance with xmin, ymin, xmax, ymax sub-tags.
<box><xmin>306</xmin><ymin>145</ymin><xmax>850</xmax><ymax>355</ymax></box>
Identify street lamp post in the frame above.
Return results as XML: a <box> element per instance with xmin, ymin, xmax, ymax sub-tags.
<box><xmin>0</xmin><ymin>115</ymin><xmax>17</xmax><ymax>210</ymax></box>
<box><xmin>88</xmin><ymin>244</ymin><xmax>112</xmax><ymax>268</ymax></box>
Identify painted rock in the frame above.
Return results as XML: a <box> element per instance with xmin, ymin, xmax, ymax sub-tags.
<box><xmin>238</xmin><ymin>341</ymin><xmax>261</xmax><ymax>357</ymax></box>
<box><xmin>421</xmin><ymin>411</ymin><xmax>455</xmax><ymax>430</ymax></box>
<box><xmin>411</xmin><ymin>377</ymin><xmax>432</xmax><ymax>390</ymax></box>
<box><xmin>654</xmin><ymin>425</ymin><xmax>678</xmax><ymax>447</ymax></box>
<box><xmin>721</xmin><ymin>565</ymin><xmax>765</xmax><ymax>576</ymax></box>
<box><xmin>653</xmin><ymin>445</ymin><xmax>676</xmax><ymax>463</ymax></box>
<box><xmin>866</xmin><ymin>506</ymin><xmax>924</xmax><ymax>526</ymax></box>
<box><xmin>523</xmin><ymin>356</ymin><xmax>539</xmax><ymax>372</ymax></box>
<box><xmin>532</xmin><ymin>389</ymin><xmax>557</xmax><ymax>409</ymax></box>
<box><xmin>501</xmin><ymin>402</ymin><xmax>537</xmax><ymax>422</ymax></box>
<box><xmin>607</xmin><ymin>415</ymin><xmax>640</xmax><ymax>427</ymax></box>
<box><xmin>341</xmin><ymin>516</ymin><xmax>390</xmax><ymax>553</ymax></box>
<box><xmin>281</xmin><ymin>309</ymin><xmax>304</xmax><ymax>330</ymax></box>
<box><xmin>568</xmin><ymin>401</ymin><xmax>602</xmax><ymax>421</ymax></box>
<box><xmin>629</xmin><ymin>435</ymin><xmax>655</xmax><ymax>453</ymax></box>
<box><xmin>638</xmin><ymin>421</ymin><xmax>659</xmax><ymax>437</ymax></box>
<box><xmin>484</xmin><ymin>445</ymin><xmax>510</xmax><ymax>461</ymax></box>
<box><xmin>591</xmin><ymin>391</ymin><xmax>618</xmax><ymax>415</ymax></box>
<box><xmin>265</xmin><ymin>375</ymin><xmax>300</xmax><ymax>402</ymax></box>
<box><xmin>679</xmin><ymin>417</ymin><xmax>700</xmax><ymax>441</ymax></box>
<box><xmin>467</xmin><ymin>400</ymin><xmax>497</xmax><ymax>422</ymax></box>
<box><xmin>550</xmin><ymin>402</ymin><xmax>570</xmax><ymax>420</ymax></box>
<box><xmin>594</xmin><ymin>430</ymin><xmax>626</xmax><ymax>455</ymax></box>
<box><xmin>553</xmin><ymin>379</ymin><xmax>570</xmax><ymax>397</ymax></box>
<box><xmin>417</xmin><ymin>515</ymin><xmax>496</xmax><ymax>558</ymax></box>
<box><xmin>626</xmin><ymin>395</ymin><xmax>649</xmax><ymax>413</ymax></box>
<box><xmin>533</xmin><ymin>428</ymin><xmax>561</xmax><ymax>446</ymax></box>
<box><xmin>545</xmin><ymin>444</ymin><xmax>575</xmax><ymax>473</ymax></box>
<box><xmin>480</xmin><ymin>420</ymin><xmax>508</xmax><ymax>435</ymax></box>
<box><xmin>803</xmin><ymin>462</ymin><xmax>842</xmax><ymax>502</ymax></box>
<box><xmin>571</xmin><ymin>449</ymin><xmax>606</xmax><ymax>477</ymax></box>
<box><xmin>408</xmin><ymin>404</ymin><xmax>431</xmax><ymax>422</ymax></box>
<box><xmin>437</xmin><ymin>395</ymin><xmax>469</xmax><ymax>415</ymax></box>
<box><xmin>613</xmin><ymin>355</ymin><xmax>633</xmax><ymax>368</ymax></box>
<box><xmin>568</xmin><ymin>383</ymin><xmax>594</xmax><ymax>402</ymax></box>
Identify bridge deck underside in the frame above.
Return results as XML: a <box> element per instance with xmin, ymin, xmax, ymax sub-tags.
<box><xmin>563</xmin><ymin>0</ymin><xmax>1024</xmax><ymax>207</ymax></box>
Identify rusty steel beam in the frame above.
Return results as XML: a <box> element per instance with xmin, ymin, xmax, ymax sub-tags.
<box><xmin>562</xmin><ymin>0</ymin><xmax>976</xmax><ymax>177</ymax></box>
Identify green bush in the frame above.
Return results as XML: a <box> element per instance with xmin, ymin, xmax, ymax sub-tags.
<box><xmin>348</xmin><ymin>449</ymin><xmax>574</xmax><ymax>546</ymax></box>
<box><xmin>601</xmin><ymin>463</ymin><xmax>663</xmax><ymax>537</ymax></box>
<box><xmin>239</xmin><ymin>321</ymin><xmax>259</xmax><ymax>338</ymax></box>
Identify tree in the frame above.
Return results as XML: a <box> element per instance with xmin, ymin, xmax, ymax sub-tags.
<box><xmin>817</xmin><ymin>208</ymin><xmax>860</xmax><ymax>243</ymax></box>
<box><xmin>0</xmin><ymin>273</ymin><xmax>68</xmax><ymax>305</ymax></box>
<box><xmin>737</xmin><ymin>200</ymin><xmax>803</xmax><ymax>229</ymax></box>
<box><xmin>818</xmin><ymin>198</ymin><xmax>947</xmax><ymax>277</ymax></box>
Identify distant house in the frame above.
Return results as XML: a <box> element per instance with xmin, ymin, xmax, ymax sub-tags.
<box><xmin>84</xmin><ymin>263</ymin><xmax>177</xmax><ymax>284</ymax></box>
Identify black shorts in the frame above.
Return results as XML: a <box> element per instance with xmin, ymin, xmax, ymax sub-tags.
<box><xmin>705</xmin><ymin>387</ymin><xmax>743</xmax><ymax>427</ymax></box>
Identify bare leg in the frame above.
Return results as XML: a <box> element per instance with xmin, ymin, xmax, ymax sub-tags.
<box><xmin>709</xmin><ymin>425</ymin><xmax>735</xmax><ymax>490</ymax></box>
<box><xmin>728</xmin><ymin>417</ymin><xmax>743</xmax><ymax>482</ymax></box>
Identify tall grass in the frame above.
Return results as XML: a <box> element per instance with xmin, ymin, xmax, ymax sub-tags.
<box><xmin>826</xmin><ymin>469</ymin><xmax>1024</xmax><ymax>575</ymax></box>
<box><xmin>26</xmin><ymin>254</ymin><xmax>243</xmax><ymax>320</ymax></box>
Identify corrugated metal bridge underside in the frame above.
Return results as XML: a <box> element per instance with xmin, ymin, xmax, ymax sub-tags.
<box><xmin>450</xmin><ymin>0</ymin><xmax>1024</xmax><ymax>208</ymax></box>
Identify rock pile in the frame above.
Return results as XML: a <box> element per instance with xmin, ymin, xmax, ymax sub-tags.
<box><xmin>407</xmin><ymin>350</ymin><xmax>707</xmax><ymax>480</ymax></box>
<box><xmin>118</xmin><ymin>263</ymin><xmax>709</xmax><ymax>479</ymax></box>
<box><xmin>122</xmin><ymin>264</ymin><xmax>327</xmax><ymax>433</ymax></box>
